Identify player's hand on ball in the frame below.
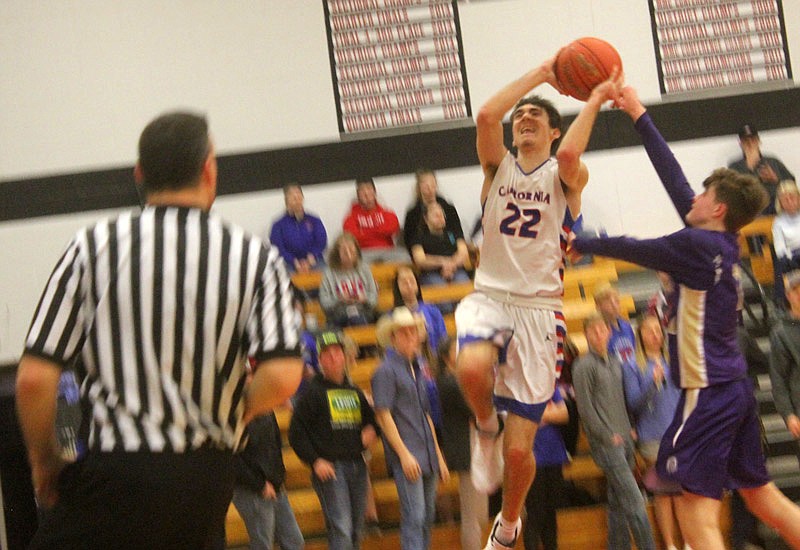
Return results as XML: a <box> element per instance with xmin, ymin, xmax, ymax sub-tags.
<box><xmin>539</xmin><ymin>55</ymin><xmax>562</xmax><ymax>94</ymax></box>
<box><xmin>617</xmin><ymin>86</ymin><xmax>647</xmax><ymax>121</ymax></box>
<box><xmin>589</xmin><ymin>66</ymin><xmax>623</xmax><ymax>106</ymax></box>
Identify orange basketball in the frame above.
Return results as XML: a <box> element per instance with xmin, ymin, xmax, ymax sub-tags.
<box><xmin>554</xmin><ymin>37</ymin><xmax>622</xmax><ymax>101</ymax></box>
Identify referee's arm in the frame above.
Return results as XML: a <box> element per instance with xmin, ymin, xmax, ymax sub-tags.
<box><xmin>16</xmin><ymin>353</ymin><xmax>64</xmax><ymax>508</ymax></box>
<box><xmin>244</xmin><ymin>355</ymin><xmax>303</xmax><ymax>423</ymax></box>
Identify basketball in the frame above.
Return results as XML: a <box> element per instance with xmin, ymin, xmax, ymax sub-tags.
<box><xmin>554</xmin><ymin>37</ymin><xmax>622</xmax><ymax>101</ymax></box>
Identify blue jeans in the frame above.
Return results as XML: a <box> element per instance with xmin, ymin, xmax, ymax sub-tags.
<box><xmin>392</xmin><ymin>469</ymin><xmax>438</xmax><ymax>550</ymax></box>
<box><xmin>311</xmin><ymin>459</ymin><xmax>368</xmax><ymax>550</ymax></box>
<box><xmin>590</xmin><ymin>442</ymin><xmax>655</xmax><ymax>550</ymax></box>
<box><xmin>231</xmin><ymin>486</ymin><xmax>304</xmax><ymax>550</ymax></box>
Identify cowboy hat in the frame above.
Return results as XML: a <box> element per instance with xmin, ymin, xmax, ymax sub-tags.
<box><xmin>375</xmin><ymin>306</ymin><xmax>427</xmax><ymax>348</ymax></box>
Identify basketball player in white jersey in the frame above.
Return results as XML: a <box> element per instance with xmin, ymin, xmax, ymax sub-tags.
<box><xmin>456</xmin><ymin>57</ymin><xmax>621</xmax><ymax>550</ymax></box>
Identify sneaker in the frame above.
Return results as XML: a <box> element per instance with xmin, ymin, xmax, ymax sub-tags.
<box><xmin>470</xmin><ymin>418</ymin><xmax>504</xmax><ymax>494</ymax></box>
<box><xmin>484</xmin><ymin>512</ymin><xmax>521</xmax><ymax>550</ymax></box>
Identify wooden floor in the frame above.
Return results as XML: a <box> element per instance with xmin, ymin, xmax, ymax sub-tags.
<box><xmin>228</xmin><ymin>498</ymin><xmax>733</xmax><ymax>550</ymax></box>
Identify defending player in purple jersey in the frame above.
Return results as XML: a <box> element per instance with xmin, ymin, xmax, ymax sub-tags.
<box><xmin>570</xmin><ymin>86</ymin><xmax>800</xmax><ymax>550</ymax></box>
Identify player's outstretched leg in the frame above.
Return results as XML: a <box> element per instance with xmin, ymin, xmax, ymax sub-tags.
<box><xmin>457</xmin><ymin>340</ymin><xmax>504</xmax><ymax>494</ymax></box>
<box><xmin>739</xmin><ymin>482</ymin><xmax>800</xmax><ymax>549</ymax></box>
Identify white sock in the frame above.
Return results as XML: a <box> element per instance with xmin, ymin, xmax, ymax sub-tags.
<box><xmin>476</xmin><ymin>411</ymin><xmax>499</xmax><ymax>435</ymax></box>
<box><xmin>494</xmin><ymin>514</ymin><xmax>518</xmax><ymax>545</ymax></box>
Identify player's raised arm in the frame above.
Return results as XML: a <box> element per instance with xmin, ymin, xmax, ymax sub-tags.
<box><xmin>617</xmin><ymin>86</ymin><xmax>695</xmax><ymax>223</ymax></box>
<box><xmin>556</xmin><ymin>69</ymin><xmax>622</xmax><ymax>204</ymax></box>
<box><xmin>475</xmin><ymin>58</ymin><xmax>558</xmax><ymax>204</ymax></box>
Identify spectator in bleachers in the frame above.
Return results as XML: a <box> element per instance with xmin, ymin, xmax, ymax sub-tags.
<box><xmin>558</xmin><ymin>337</ymin><xmax>581</xmax><ymax>458</ymax></box>
<box><xmin>371</xmin><ymin>307</ymin><xmax>450</xmax><ymax>550</ymax></box>
<box><xmin>769</xmin><ymin>269</ymin><xmax>800</xmax><ymax>444</ymax></box>
<box><xmin>623</xmin><ymin>314</ymin><xmax>684</xmax><ymax>550</ymax></box>
<box><xmin>289</xmin><ymin>330</ymin><xmax>380</xmax><ymax>550</ymax></box>
<box><xmin>436</xmin><ymin>336</ymin><xmax>488</xmax><ymax>550</ymax></box>
<box><xmin>270</xmin><ymin>183</ymin><xmax>327</xmax><ymax>273</ymax></box>
<box><xmin>411</xmin><ymin>203</ymin><xmax>470</xmax><ymax>316</ymax></box>
<box><xmin>573</xmin><ymin>314</ymin><xmax>656</xmax><ymax>550</ymax></box>
<box><xmin>320</xmin><ymin>233</ymin><xmax>378</xmax><ymax>328</ymax></box>
<box><xmin>343</xmin><ymin>177</ymin><xmax>402</xmax><ymax>262</ymax></box>
<box><xmin>392</xmin><ymin>265</ymin><xmax>448</xmax><ymax>354</ymax></box>
<box><xmin>646</xmin><ymin>271</ymin><xmax>674</xmax><ymax>329</ymax></box>
<box><xmin>523</xmin><ymin>386</ymin><xmax>569</xmax><ymax>550</ymax></box>
<box><xmin>339</xmin><ymin>334</ymin><xmax>383</xmax><ymax>535</ymax></box>
<box><xmin>392</xmin><ymin>265</ymin><xmax>445</xmax><ymax>443</ymax></box>
<box><xmin>772</xmin><ymin>181</ymin><xmax>800</xmax><ymax>308</ymax></box>
<box><xmin>411</xmin><ymin>203</ymin><xmax>470</xmax><ymax>287</ymax></box>
<box><xmin>403</xmin><ymin>169</ymin><xmax>464</xmax><ymax>252</ymax></box>
<box><xmin>594</xmin><ymin>283</ymin><xmax>637</xmax><ymax>372</ymax></box>
<box><xmin>232</xmin><ymin>410</ymin><xmax>305</xmax><ymax>550</ymax></box>
<box><xmin>728</xmin><ymin>124</ymin><xmax>795</xmax><ymax>216</ymax></box>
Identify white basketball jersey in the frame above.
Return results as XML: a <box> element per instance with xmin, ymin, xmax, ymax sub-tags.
<box><xmin>475</xmin><ymin>152</ymin><xmax>568</xmax><ymax>304</ymax></box>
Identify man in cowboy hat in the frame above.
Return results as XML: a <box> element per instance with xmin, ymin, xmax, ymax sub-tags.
<box><xmin>371</xmin><ymin>307</ymin><xmax>449</xmax><ymax>550</ymax></box>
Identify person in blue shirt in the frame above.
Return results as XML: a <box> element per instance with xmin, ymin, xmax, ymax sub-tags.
<box><xmin>371</xmin><ymin>307</ymin><xmax>449</xmax><ymax>550</ymax></box>
<box><xmin>593</xmin><ymin>283</ymin><xmax>637</xmax><ymax>371</ymax></box>
<box><xmin>392</xmin><ymin>265</ymin><xmax>447</xmax><ymax>435</ymax></box>
<box><xmin>269</xmin><ymin>183</ymin><xmax>327</xmax><ymax>273</ymax></box>
<box><xmin>623</xmin><ymin>314</ymin><xmax>683</xmax><ymax>550</ymax></box>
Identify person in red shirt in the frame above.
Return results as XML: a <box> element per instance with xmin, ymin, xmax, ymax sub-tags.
<box><xmin>343</xmin><ymin>177</ymin><xmax>400</xmax><ymax>251</ymax></box>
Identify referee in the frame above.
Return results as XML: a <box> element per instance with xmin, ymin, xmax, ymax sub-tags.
<box><xmin>15</xmin><ymin>112</ymin><xmax>303</xmax><ymax>549</ymax></box>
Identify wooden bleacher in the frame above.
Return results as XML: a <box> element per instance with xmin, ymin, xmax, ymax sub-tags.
<box><xmin>227</xmin><ymin>259</ymin><xmax>669</xmax><ymax>549</ymax></box>
<box><xmin>738</xmin><ymin>215</ymin><xmax>775</xmax><ymax>285</ymax></box>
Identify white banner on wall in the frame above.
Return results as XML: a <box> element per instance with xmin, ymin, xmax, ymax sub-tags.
<box><xmin>649</xmin><ymin>0</ymin><xmax>793</xmax><ymax>95</ymax></box>
<box><xmin>323</xmin><ymin>0</ymin><xmax>472</xmax><ymax>136</ymax></box>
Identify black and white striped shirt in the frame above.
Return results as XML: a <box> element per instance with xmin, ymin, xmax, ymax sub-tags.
<box><xmin>25</xmin><ymin>206</ymin><xmax>300</xmax><ymax>453</ymax></box>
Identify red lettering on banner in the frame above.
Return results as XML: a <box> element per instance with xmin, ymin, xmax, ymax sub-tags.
<box><xmin>751</xmin><ymin>0</ymin><xmax>777</xmax><ymax>16</ymax></box>
<box><xmin>438</xmin><ymin>69</ymin><xmax>461</xmax><ymax>86</ymax></box>
<box><xmin>375</xmin><ymin>27</ymin><xmax>395</xmax><ymax>42</ymax></box>
<box><xmin>395</xmin><ymin>89</ymin><xmax>435</xmax><ymax>108</ymax></box>
<box><xmin>435</xmin><ymin>53</ymin><xmax>459</xmax><ymax>68</ymax></box>
<box><xmin>331</xmin><ymin>13</ymin><xmax>375</xmax><ymax>32</ymax></box>
<box><xmin>380</xmin><ymin>41</ymin><xmax>420</xmax><ymax>58</ymax></box>
<box><xmin>377</xmin><ymin>8</ymin><xmax>409</xmax><ymax>25</ymax></box>
<box><xmin>396</xmin><ymin>23</ymin><xmax>424</xmax><ymax>40</ymax></box>
<box><xmin>334</xmin><ymin>31</ymin><xmax>363</xmax><ymax>47</ymax></box>
<box><xmin>429</xmin><ymin>4</ymin><xmax>452</xmax><ymax>18</ymax></box>
<box><xmin>384</xmin><ymin>0</ymin><xmax>422</xmax><ymax>6</ymax></box>
<box><xmin>385</xmin><ymin>74</ymin><xmax>424</xmax><ymax>92</ymax></box>
<box><xmin>344</xmin><ymin>112</ymin><xmax>389</xmax><ymax>132</ymax></box>
<box><xmin>341</xmin><ymin>95</ymin><xmax>392</xmax><ymax>114</ymax></box>
<box><xmin>391</xmin><ymin>56</ymin><xmax>430</xmax><ymax>73</ymax></box>
<box><xmin>339</xmin><ymin>62</ymin><xmax>388</xmax><ymax>80</ymax></box>
<box><xmin>443</xmin><ymin>103</ymin><xmax>466</xmax><ymax>119</ymax></box>
<box><xmin>390</xmin><ymin>108</ymin><xmax>421</xmax><ymax>125</ymax></box>
<box><xmin>328</xmin><ymin>0</ymin><xmax>379</xmax><ymax>14</ymax></box>
<box><xmin>433</xmin><ymin>36</ymin><xmax>456</xmax><ymax>52</ymax></box>
<box><xmin>766</xmin><ymin>65</ymin><xmax>787</xmax><ymax>80</ymax></box>
<box><xmin>336</xmin><ymin>45</ymin><xmax>379</xmax><ymax>65</ymax></box>
<box><xmin>441</xmin><ymin>86</ymin><xmax>464</xmax><ymax>102</ymax></box>
<box><xmin>431</xmin><ymin>20</ymin><xmax>453</xmax><ymax>36</ymax></box>
<box><xmin>340</xmin><ymin>80</ymin><xmax>383</xmax><ymax>98</ymax></box>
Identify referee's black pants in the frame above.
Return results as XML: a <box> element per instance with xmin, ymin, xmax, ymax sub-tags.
<box><xmin>29</xmin><ymin>448</ymin><xmax>235</xmax><ymax>550</ymax></box>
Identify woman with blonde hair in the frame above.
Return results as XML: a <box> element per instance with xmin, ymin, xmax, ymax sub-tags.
<box><xmin>623</xmin><ymin>314</ymin><xmax>686</xmax><ymax>550</ymax></box>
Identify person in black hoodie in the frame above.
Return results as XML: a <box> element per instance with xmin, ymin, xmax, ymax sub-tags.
<box><xmin>289</xmin><ymin>330</ymin><xmax>380</xmax><ymax>550</ymax></box>
<box><xmin>231</xmin><ymin>410</ymin><xmax>304</xmax><ymax>550</ymax></box>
